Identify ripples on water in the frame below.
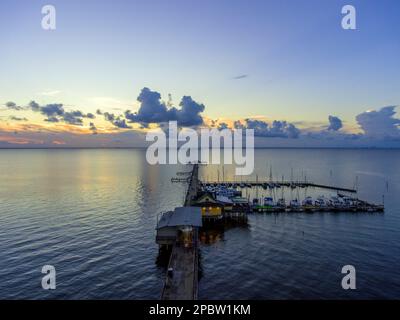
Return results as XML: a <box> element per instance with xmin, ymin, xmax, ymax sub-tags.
<box><xmin>0</xmin><ymin>149</ymin><xmax>399</xmax><ymax>299</ymax></box>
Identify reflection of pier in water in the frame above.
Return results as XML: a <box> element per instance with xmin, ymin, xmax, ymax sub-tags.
<box><xmin>199</xmin><ymin>221</ymin><xmax>249</xmax><ymax>246</ymax></box>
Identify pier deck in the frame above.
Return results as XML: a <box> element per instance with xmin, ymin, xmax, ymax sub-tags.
<box><xmin>161</xmin><ymin>235</ymin><xmax>198</xmax><ymax>300</ymax></box>
<box><xmin>184</xmin><ymin>164</ymin><xmax>200</xmax><ymax>206</ymax></box>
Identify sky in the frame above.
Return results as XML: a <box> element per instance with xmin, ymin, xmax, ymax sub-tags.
<box><xmin>0</xmin><ymin>0</ymin><xmax>399</xmax><ymax>147</ymax></box>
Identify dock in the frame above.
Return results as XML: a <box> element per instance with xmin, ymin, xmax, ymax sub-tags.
<box><xmin>185</xmin><ymin>164</ymin><xmax>200</xmax><ymax>206</ymax></box>
<box><xmin>200</xmin><ymin>180</ymin><xmax>384</xmax><ymax>213</ymax></box>
<box><xmin>201</xmin><ymin>180</ymin><xmax>357</xmax><ymax>193</ymax></box>
<box><xmin>159</xmin><ymin>164</ymin><xmax>201</xmax><ymax>300</ymax></box>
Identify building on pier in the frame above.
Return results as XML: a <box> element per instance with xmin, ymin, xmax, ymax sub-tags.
<box><xmin>156</xmin><ymin>207</ymin><xmax>202</xmax><ymax>248</ymax></box>
<box><xmin>191</xmin><ymin>192</ymin><xmax>225</xmax><ymax>221</ymax></box>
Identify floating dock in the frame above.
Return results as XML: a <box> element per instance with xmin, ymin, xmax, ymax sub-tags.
<box><xmin>200</xmin><ymin>180</ymin><xmax>384</xmax><ymax>213</ymax></box>
<box><xmin>201</xmin><ymin>180</ymin><xmax>357</xmax><ymax>193</ymax></box>
<box><xmin>250</xmin><ymin>204</ymin><xmax>384</xmax><ymax>213</ymax></box>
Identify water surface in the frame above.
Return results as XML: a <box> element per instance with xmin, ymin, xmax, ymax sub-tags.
<box><xmin>0</xmin><ymin>149</ymin><xmax>399</xmax><ymax>299</ymax></box>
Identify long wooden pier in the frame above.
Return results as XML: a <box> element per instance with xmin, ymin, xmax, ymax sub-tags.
<box><xmin>161</xmin><ymin>164</ymin><xmax>200</xmax><ymax>300</ymax></box>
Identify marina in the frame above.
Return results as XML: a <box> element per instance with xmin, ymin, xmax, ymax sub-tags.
<box><xmin>157</xmin><ymin>162</ymin><xmax>385</xmax><ymax>300</ymax></box>
<box><xmin>200</xmin><ymin>180</ymin><xmax>357</xmax><ymax>193</ymax></box>
<box><xmin>197</xmin><ymin>175</ymin><xmax>384</xmax><ymax>214</ymax></box>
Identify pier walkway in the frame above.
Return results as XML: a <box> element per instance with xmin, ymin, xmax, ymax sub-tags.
<box><xmin>184</xmin><ymin>164</ymin><xmax>200</xmax><ymax>206</ymax></box>
<box><xmin>161</xmin><ymin>232</ymin><xmax>199</xmax><ymax>300</ymax></box>
<box><xmin>161</xmin><ymin>163</ymin><xmax>200</xmax><ymax>300</ymax></box>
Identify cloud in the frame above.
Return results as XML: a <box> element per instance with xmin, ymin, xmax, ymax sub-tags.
<box><xmin>28</xmin><ymin>101</ymin><xmax>40</xmax><ymax>111</ymax></box>
<box><xmin>89</xmin><ymin>122</ymin><xmax>97</xmax><ymax>135</ymax></box>
<box><xmin>232</xmin><ymin>74</ymin><xmax>248</xmax><ymax>80</ymax></box>
<box><xmin>217</xmin><ymin>122</ymin><xmax>229</xmax><ymax>130</ymax></box>
<box><xmin>9</xmin><ymin>116</ymin><xmax>28</xmax><ymax>121</ymax></box>
<box><xmin>63</xmin><ymin>111</ymin><xmax>84</xmax><ymax>125</ymax></box>
<box><xmin>102</xmin><ymin>112</ymin><xmax>132</xmax><ymax>129</ymax></box>
<box><xmin>328</xmin><ymin>115</ymin><xmax>343</xmax><ymax>131</ymax></box>
<box><xmin>3</xmin><ymin>95</ymin><xmax>400</xmax><ymax>148</ymax></box>
<box><xmin>125</xmin><ymin>88</ymin><xmax>169</xmax><ymax>124</ymax></box>
<box><xmin>28</xmin><ymin>101</ymin><xmax>96</xmax><ymax>126</ymax></box>
<box><xmin>37</xmin><ymin>103</ymin><xmax>64</xmax><ymax>118</ymax></box>
<box><xmin>125</xmin><ymin>87</ymin><xmax>205</xmax><ymax>127</ymax></box>
<box><xmin>44</xmin><ymin>116</ymin><xmax>60</xmax><ymax>123</ymax></box>
<box><xmin>173</xmin><ymin>96</ymin><xmax>205</xmax><ymax>126</ymax></box>
<box><xmin>103</xmin><ymin>112</ymin><xmax>115</xmax><ymax>122</ymax></box>
<box><xmin>235</xmin><ymin>119</ymin><xmax>300</xmax><ymax>138</ymax></box>
<box><xmin>356</xmin><ymin>106</ymin><xmax>400</xmax><ymax>138</ymax></box>
<box><xmin>113</xmin><ymin>118</ymin><xmax>131</xmax><ymax>129</ymax></box>
<box><xmin>4</xmin><ymin>101</ymin><xmax>23</xmax><ymax>111</ymax></box>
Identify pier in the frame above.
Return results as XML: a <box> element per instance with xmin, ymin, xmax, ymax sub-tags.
<box><xmin>158</xmin><ymin>164</ymin><xmax>201</xmax><ymax>300</ymax></box>
<box><xmin>184</xmin><ymin>164</ymin><xmax>200</xmax><ymax>206</ymax></box>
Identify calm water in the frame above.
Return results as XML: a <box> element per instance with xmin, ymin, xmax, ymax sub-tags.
<box><xmin>0</xmin><ymin>149</ymin><xmax>399</xmax><ymax>299</ymax></box>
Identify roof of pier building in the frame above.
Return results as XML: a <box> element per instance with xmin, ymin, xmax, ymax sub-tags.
<box><xmin>192</xmin><ymin>192</ymin><xmax>225</xmax><ymax>207</ymax></box>
<box><xmin>156</xmin><ymin>207</ymin><xmax>202</xmax><ymax>229</ymax></box>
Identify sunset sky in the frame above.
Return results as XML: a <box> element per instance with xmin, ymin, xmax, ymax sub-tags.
<box><xmin>1</xmin><ymin>0</ymin><xmax>399</xmax><ymax>147</ymax></box>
